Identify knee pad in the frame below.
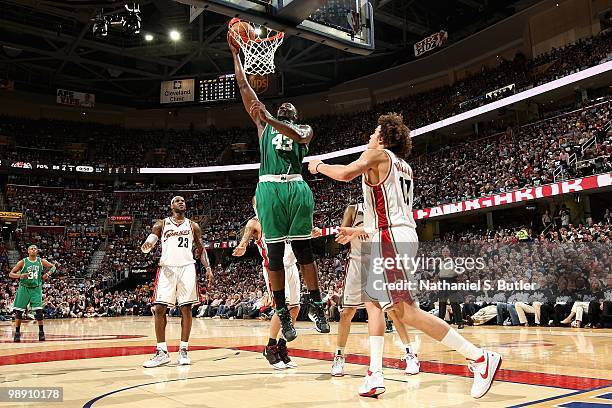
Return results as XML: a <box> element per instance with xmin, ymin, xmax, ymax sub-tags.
<box><xmin>15</xmin><ymin>310</ymin><xmax>23</xmax><ymax>320</ymax></box>
<box><xmin>266</xmin><ymin>242</ymin><xmax>285</xmax><ymax>271</ymax></box>
<box><xmin>35</xmin><ymin>309</ymin><xmax>44</xmax><ymax>321</ymax></box>
<box><xmin>291</xmin><ymin>239</ymin><xmax>314</xmax><ymax>265</ymax></box>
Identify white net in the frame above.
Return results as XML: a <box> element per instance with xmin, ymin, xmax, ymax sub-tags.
<box><xmin>229</xmin><ymin>19</ymin><xmax>284</xmax><ymax>76</ymax></box>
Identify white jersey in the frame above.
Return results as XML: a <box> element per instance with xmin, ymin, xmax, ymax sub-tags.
<box><xmin>254</xmin><ymin>230</ymin><xmax>301</xmax><ymax>307</ymax></box>
<box><xmin>348</xmin><ymin>203</ymin><xmax>367</xmax><ymax>262</ymax></box>
<box><xmin>362</xmin><ymin>149</ymin><xmax>416</xmax><ymax>233</ymax></box>
<box><xmin>159</xmin><ymin>217</ymin><xmax>195</xmax><ymax>267</ymax></box>
<box><xmin>342</xmin><ymin>203</ymin><xmax>369</xmax><ymax>308</ymax></box>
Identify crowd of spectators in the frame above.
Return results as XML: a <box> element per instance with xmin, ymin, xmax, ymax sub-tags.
<box><xmin>14</xmin><ymin>231</ymin><xmax>102</xmax><ymax>278</ymax></box>
<box><xmin>3</xmin><ymin>211</ymin><xmax>609</xmax><ymax>330</ymax></box>
<box><xmin>0</xmin><ymin>30</ymin><xmax>610</xmax><ymax>169</ymax></box>
<box><xmin>7</xmin><ymin>185</ymin><xmax>112</xmax><ymax>230</ymax></box>
<box><xmin>415</xmin><ymin>211</ymin><xmax>612</xmax><ymax>329</ymax></box>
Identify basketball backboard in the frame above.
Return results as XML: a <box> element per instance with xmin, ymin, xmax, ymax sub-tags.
<box><xmin>176</xmin><ymin>0</ymin><xmax>374</xmax><ymax>55</ymax></box>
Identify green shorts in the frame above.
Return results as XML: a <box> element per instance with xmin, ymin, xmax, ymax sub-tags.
<box><xmin>13</xmin><ymin>285</ymin><xmax>43</xmax><ymax>311</ymax></box>
<box><xmin>256</xmin><ymin>180</ymin><xmax>314</xmax><ymax>243</ymax></box>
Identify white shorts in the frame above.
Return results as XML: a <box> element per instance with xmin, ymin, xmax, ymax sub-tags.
<box><xmin>342</xmin><ymin>258</ymin><xmax>367</xmax><ymax>309</ymax></box>
<box><xmin>153</xmin><ymin>263</ymin><xmax>198</xmax><ymax>306</ymax></box>
<box><xmin>366</xmin><ymin>226</ymin><xmax>419</xmax><ymax>311</ymax></box>
<box><xmin>263</xmin><ymin>263</ymin><xmax>301</xmax><ymax>308</ymax></box>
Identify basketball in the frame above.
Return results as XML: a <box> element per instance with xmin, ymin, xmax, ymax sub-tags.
<box><xmin>229</xmin><ymin>18</ymin><xmax>256</xmax><ymax>48</ymax></box>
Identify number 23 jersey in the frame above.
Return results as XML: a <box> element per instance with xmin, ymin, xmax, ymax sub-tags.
<box><xmin>160</xmin><ymin>217</ymin><xmax>195</xmax><ymax>267</ymax></box>
<box><xmin>362</xmin><ymin>149</ymin><xmax>416</xmax><ymax>234</ymax></box>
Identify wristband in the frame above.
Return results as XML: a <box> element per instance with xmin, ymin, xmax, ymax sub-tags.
<box><xmin>48</xmin><ymin>266</ymin><xmax>56</xmax><ymax>275</ymax></box>
<box><xmin>141</xmin><ymin>234</ymin><xmax>159</xmax><ymax>253</ymax></box>
<box><xmin>316</xmin><ymin>162</ymin><xmax>323</xmax><ymax>173</ymax></box>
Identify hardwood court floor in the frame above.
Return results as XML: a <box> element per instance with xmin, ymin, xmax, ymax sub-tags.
<box><xmin>0</xmin><ymin>317</ymin><xmax>611</xmax><ymax>407</ymax></box>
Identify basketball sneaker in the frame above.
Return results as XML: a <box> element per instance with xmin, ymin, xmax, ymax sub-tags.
<box><xmin>277</xmin><ymin>341</ymin><xmax>297</xmax><ymax>368</ymax></box>
<box><xmin>143</xmin><ymin>349</ymin><xmax>171</xmax><ymax>368</ymax></box>
<box><xmin>358</xmin><ymin>370</ymin><xmax>385</xmax><ymax>398</ymax></box>
<box><xmin>385</xmin><ymin>319</ymin><xmax>394</xmax><ymax>333</ymax></box>
<box><xmin>177</xmin><ymin>348</ymin><xmax>191</xmax><ymax>365</ymax></box>
<box><xmin>308</xmin><ymin>302</ymin><xmax>330</xmax><ymax>333</ymax></box>
<box><xmin>401</xmin><ymin>352</ymin><xmax>420</xmax><ymax>375</ymax></box>
<box><xmin>39</xmin><ymin>331</ymin><xmax>45</xmax><ymax>342</ymax></box>
<box><xmin>263</xmin><ymin>345</ymin><xmax>286</xmax><ymax>370</ymax></box>
<box><xmin>13</xmin><ymin>332</ymin><xmax>20</xmax><ymax>343</ymax></box>
<box><xmin>331</xmin><ymin>354</ymin><xmax>345</xmax><ymax>377</ymax></box>
<box><xmin>276</xmin><ymin>307</ymin><xmax>297</xmax><ymax>342</ymax></box>
<box><xmin>468</xmin><ymin>350</ymin><xmax>502</xmax><ymax>399</ymax></box>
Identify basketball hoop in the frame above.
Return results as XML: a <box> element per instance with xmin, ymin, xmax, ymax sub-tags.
<box><xmin>229</xmin><ymin>18</ymin><xmax>284</xmax><ymax>76</ymax></box>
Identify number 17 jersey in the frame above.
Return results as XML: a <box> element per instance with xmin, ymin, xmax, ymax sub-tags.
<box><xmin>362</xmin><ymin>149</ymin><xmax>416</xmax><ymax>234</ymax></box>
<box><xmin>160</xmin><ymin>217</ymin><xmax>195</xmax><ymax>267</ymax></box>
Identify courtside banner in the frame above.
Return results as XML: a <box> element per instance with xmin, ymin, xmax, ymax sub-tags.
<box><xmin>414</xmin><ymin>173</ymin><xmax>612</xmax><ymax>220</ymax></box>
<box><xmin>160</xmin><ymin>79</ymin><xmax>195</xmax><ymax>104</ymax></box>
<box><xmin>414</xmin><ymin>30</ymin><xmax>448</xmax><ymax>57</ymax></box>
<box><xmin>56</xmin><ymin>89</ymin><xmax>95</xmax><ymax>108</ymax></box>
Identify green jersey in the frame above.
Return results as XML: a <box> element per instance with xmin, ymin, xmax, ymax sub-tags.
<box><xmin>19</xmin><ymin>257</ymin><xmax>43</xmax><ymax>288</ymax></box>
<box><xmin>259</xmin><ymin>122</ymin><xmax>308</xmax><ymax>176</ymax></box>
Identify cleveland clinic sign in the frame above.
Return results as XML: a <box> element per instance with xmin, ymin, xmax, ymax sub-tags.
<box><xmin>160</xmin><ymin>79</ymin><xmax>195</xmax><ymax>104</ymax></box>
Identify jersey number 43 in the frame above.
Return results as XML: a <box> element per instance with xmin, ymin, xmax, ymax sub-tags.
<box><xmin>272</xmin><ymin>134</ymin><xmax>293</xmax><ymax>151</ymax></box>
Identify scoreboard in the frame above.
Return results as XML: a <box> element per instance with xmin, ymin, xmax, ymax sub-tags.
<box><xmin>199</xmin><ymin>74</ymin><xmax>237</xmax><ymax>102</ymax></box>
<box><xmin>198</xmin><ymin>73</ymin><xmax>283</xmax><ymax>103</ymax></box>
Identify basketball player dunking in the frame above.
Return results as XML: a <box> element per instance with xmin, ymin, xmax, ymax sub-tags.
<box><xmin>141</xmin><ymin>196</ymin><xmax>213</xmax><ymax>368</ymax></box>
<box><xmin>229</xmin><ymin>33</ymin><xmax>329</xmax><ymax>341</ymax></box>
<box><xmin>234</xmin><ymin>197</ymin><xmax>323</xmax><ymax>369</ymax></box>
<box><xmin>331</xmin><ymin>203</ymin><xmax>420</xmax><ymax>388</ymax></box>
<box><xmin>309</xmin><ymin>113</ymin><xmax>502</xmax><ymax>399</ymax></box>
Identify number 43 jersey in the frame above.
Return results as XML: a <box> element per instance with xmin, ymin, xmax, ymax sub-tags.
<box><xmin>259</xmin><ymin>122</ymin><xmax>308</xmax><ymax>176</ymax></box>
<box><xmin>362</xmin><ymin>149</ymin><xmax>417</xmax><ymax>234</ymax></box>
<box><xmin>160</xmin><ymin>218</ymin><xmax>195</xmax><ymax>267</ymax></box>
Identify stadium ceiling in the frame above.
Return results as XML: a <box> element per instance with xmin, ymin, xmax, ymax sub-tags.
<box><xmin>0</xmin><ymin>0</ymin><xmax>539</xmax><ymax>105</ymax></box>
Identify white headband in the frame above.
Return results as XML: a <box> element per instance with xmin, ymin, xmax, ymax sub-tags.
<box><xmin>171</xmin><ymin>196</ymin><xmax>183</xmax><ymax>206</ymax></box>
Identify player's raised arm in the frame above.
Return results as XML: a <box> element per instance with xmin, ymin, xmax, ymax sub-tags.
<box><xmin>8</xmin><ymin>260</ymin><xmax>25</xmax><ymax>279</ymax></box>
<box><xmin>233</xmin><ymin>217</ymin><xmax>260</xmax><ymax>257</ymax></box>
<box><xmin>309</xmin><ymin>149</ymin><xmax>383</xmax><ymax>182</ymax></box>
<box><xmin>141</xmin><ymin>219</ymin><xmax>163</xmax><ymax>253</ymax></box>
<box><xmin>191</xmin><ymin>221</ymin><xmax>214</xmax><ymax>286</ymax></box>
<box><xmin>250</xmin><ymin>101</ymin><xmax>313</xmax><ymax>144</ymax></box>
<box><xmin>228</xmin><ymin>33</ymin><xmax>265</xmax><ymax>135</ymax></box>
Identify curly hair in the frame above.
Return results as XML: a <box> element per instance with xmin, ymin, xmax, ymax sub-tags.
<box><xmin>378</xmin><ymin>112</ymin><xmax>412</xmax><ymax>159</ymax></box>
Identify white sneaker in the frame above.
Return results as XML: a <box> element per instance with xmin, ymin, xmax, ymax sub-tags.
<box><xmin>468</xmin><ymin>350</ymin><xmax>502</xmax><ymax>399</ymax></box>
<box><xmin>331</xmin><ymin>355</ymin><xmax>345</xmax><ymax>377</ymax></box>
<box><xmin>143</xmin><ymin>349</ymin><xmax>171</xmax><ymax>368</ymax></box>
<box><xmin>401</xmin><ymin>352</ymin><xmax>420</xmax><ymax>375</ymax></box>
<box><xmin>177</xmin><ymin>348</ymin><xmax>191</xmax><ymax>365</ymax></box>
<box><xmin>358</xmin><ymin>370</ymin><xmax>385</xmax><ymax>397</ymax></box>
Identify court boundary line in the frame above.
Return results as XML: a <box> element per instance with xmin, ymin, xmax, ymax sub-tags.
<box><xmin>505</xmin><ymin>385</ymin><xmax>612</xmax><ymax>407</ymax></box>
